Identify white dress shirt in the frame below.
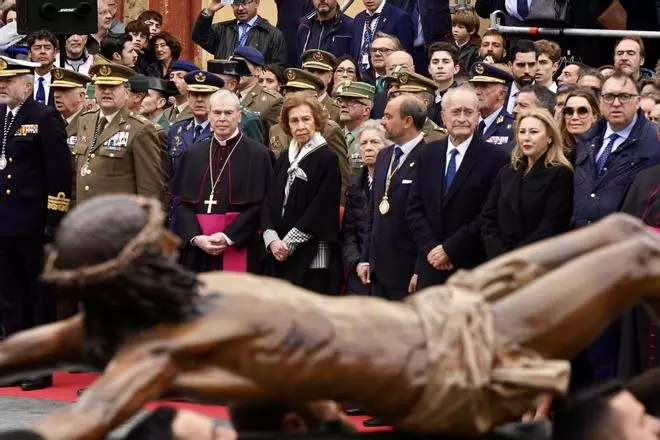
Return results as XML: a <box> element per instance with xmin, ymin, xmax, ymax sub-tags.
<box><xmin>480</xmin><ymin>105</ymin><xmax>504</xmax><ymax>135</ymax></box>
<box><xmin>445</xmin><ymin>134</ymin><xmax>472</xmax><ymax>174</ymax></box>
<box><xmin>395</xmin><ymin>133</ymin><xmax>424</xmax><ymax>169</ymax></box>
<box><xmin>34</xmin><ymin>71</ymin><xmax>52</xmax><ymax>103</ymax></box>
<box><xmin>506</xmin><ymin>82</ymin><xmax>521</xmax><ymax>115</ymax></box>
<box><xmin>596</xmin><ymin>115</ymin><xmax>638</xmax><ymax>161</ymax></box>
<box><xmin>505</xmin><ymin>0</ymin><xmax>532</xmax><ymax>20</ymax></box>
<box><xmin>360</xmin><ymin>0</ymin><xmax>386</xmax><ymax>66</ymax></box>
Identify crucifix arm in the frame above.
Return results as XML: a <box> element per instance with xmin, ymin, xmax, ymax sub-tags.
<box><xmin>0</xmin><ymin>314</ymin><xmax>86</xmax><ymax>384</ymax></box>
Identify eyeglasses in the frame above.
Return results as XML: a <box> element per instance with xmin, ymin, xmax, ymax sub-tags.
<box><xmin>601</xmin><ymin>93</ymin><xmax>639</xmax><ymax>104</ymax></box>
<box><xmin>370</xmin><ymin>47</ymin><xmax>394</xmax><ymax>55</ymax></box>
<box><xmin>563</xmin><ymin>106</ymin><xmax>591</xmax><ymax>117</ymax></box>
<box><xmin>337</xmin><ymin>97</ymin><xmax>369</xmax><ymax>106</ymax></box>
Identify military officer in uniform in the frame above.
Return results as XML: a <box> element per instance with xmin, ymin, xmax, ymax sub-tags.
<box><xmin>167</xmin><ymin>71</ymin><xmax>220</xmax><ymax>179</ymax></box>
<box><xmin>0</xmin><ymin>56</ymin><xmax>71</xmax><ymax>390</ymax></box>
<box><xmin>165</xmin><ymin>60</ymin><xmax>198</xmax><ymax>124</ymax></box>
<box><xmin>387</xmin><ymin>68</ymin><xmax>448</xmax><ymax>144</ymax></box>
<box><xmin>207</xmin><ymin>59</ymin><xmax>267</xmax><ymax>145</ymax></box>
<box><xmin>74</xmin><ymin>60</ymin><xmax>166</xmax><ymax>205</ymax></box>
<box><xmin>301</xmin><ymin>49</ymin><xmax>341</xmax><ymax>124</ymax></box>
<box><xmin>51</xmin><ymin>68</ymin><xmax>92</xmax><ymax>209</ymax></box>
<box><xmin>469</xmin><ymin>62</ymin><xmax>515</xmax><ymax>152</ymax></box>
<box><xmin>231</xmin><ymin>46</ymin><xmax>283</xmax><ymax>133</ymax></box>
<box><xmin>335</xmin><ymin>80</ymin><xmax>375</xmax><ymax>175</ymax></box>
<box><xmin>269</xmin><ymin>68</ymin><xmax>350</xmax><ymax>204</ymax></box>
<box><xmin>143</xmin><ymin>77</ymin><xmax>174</xmax><ymax>131</ymax></box>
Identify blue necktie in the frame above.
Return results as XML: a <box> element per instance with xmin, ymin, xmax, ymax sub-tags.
<box><xmin>477</xmin><ymin>120</ymin><xmax>486</xmax><ymax>137</ymax></box>
<box><xmin>36</xmin><ymin>77</ymin><xmax>45</xmax><ymax>103</ymax></box>
<box><xmin>193</xmin><ymin>124</ymin><xmax>204</xmax><ymax>142</ymax></box>
<box><xmin>596</xmin><ymin>133</ymin><xmax>619</xmax><ymax>174</ymax></box>
<box><xmin>391</xmin><ymin>146</ymin><xmax>404</xmax><ymax>171</ymax></box>
<box><xmin>359</xmin><ymin>13</ymin><xmax>379</xmax><ymax>73</ymax></box>
<box><xmin>444</xmin><ymin>149</ymin><xmax>459</xmax><ymax>194</ymax></box>
<box><xmin>236</xmin><ymin>23</ymin><xmax>250</xmax><ymax>49</ymax></box>
<box><xmin>517</xmin><ymin>0</ymin><xmax>530</xmax><ymax>19</ymax></box>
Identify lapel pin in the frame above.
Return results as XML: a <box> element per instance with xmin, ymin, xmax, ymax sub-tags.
<box><xmin>409</xmin><ymin>162</ymin><xmax>415</xmax><ymax>167</ymax></box>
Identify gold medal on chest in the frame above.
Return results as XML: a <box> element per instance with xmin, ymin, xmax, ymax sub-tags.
<box><xmin>379</xmin><ymin>198</ymin><xmax>390</xmax><ymax>215</ymax></box>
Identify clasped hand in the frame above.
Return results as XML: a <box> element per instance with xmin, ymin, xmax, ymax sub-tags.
<box><xmin>427</xmin><ymin>245</ymin><xmax>454</xmax><ymax>271</ymax></box>
<box><xmin>196</xmin><ymin>233</ymin><xmax>228</xmax><ymax>256</ymax></box>
<box><xmin>269</xmin><ymin>240</ymin><xmax>290</xmax><ymax>262</ymax></box>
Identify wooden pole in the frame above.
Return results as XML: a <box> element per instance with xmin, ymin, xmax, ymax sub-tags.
<box><xmin>149</xmin><ymin>0</ymin><xmax>201</xmax><ymax>62</ymax></box>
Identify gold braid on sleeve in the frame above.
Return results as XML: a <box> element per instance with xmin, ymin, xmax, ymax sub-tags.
<box><xmin>47</xmin><ymin>192</ymin><xmax>71</xmax><ymax>213</ymax></box>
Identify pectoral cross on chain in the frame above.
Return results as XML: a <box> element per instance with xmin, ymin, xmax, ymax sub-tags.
<box><xmin>204</xmin><ymin>193</ymin><xmax>217</xmax><ymax>214</ymax></box>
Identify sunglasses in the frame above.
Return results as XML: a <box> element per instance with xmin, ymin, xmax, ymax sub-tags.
<box><xmin>563</xmin><ymin>106</ymin><xmax>591</xmax><ymax>117</ymax></box>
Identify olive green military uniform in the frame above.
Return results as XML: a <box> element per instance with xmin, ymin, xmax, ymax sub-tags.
<box><xmin>321</xmin><ymin>93</ymin><xmax>341</xmax><ymax>124</ymax></box>
<box><xmin>154</xmin><ymin>112</ymin><xmax>170</xmax><ymax>131</ymax></box>
<box><xmin>301</xmin><ymin>50</ymin><xmax>341</xmax><ymax>125</ymax></box>
<box><xmin>241</xmin><ymin>83</ymin><xmax>283</xmax><ymax>132</ymax></box>
<box><xmin>422</xmin><ymin>118</ymin><xmax>448</xmax><ymax>143</ymax></box>
<box><xmin>165</xmin><ymin>103</ymin><xmax>192</xmax><ymax>124</ymax></box>
<box><xmin>336</xmin><ymin>80</ymin><xmax>376</xmax><ymax>175</ymax></box>
<box><xmin>269</xmin><ymin>120</ymin><xmax>349</xmax><ymax>205</ymax></box>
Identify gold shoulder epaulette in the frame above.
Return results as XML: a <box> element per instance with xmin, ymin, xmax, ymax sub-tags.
<box><xmin>47</xmin><ymin>192</ymin><xmax>70</xmax><ymax>213</ymax></box>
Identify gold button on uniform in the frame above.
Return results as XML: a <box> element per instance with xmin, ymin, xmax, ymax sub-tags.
<box><xmin>84</xmin><ymin>185</ymin><xmax>90</xmax><ymax>191</ymax></box>
<box><xmin>5</xmin><ymin>189</ymin><xmax>10</xmax><ymax>195</ymax></box>
<box><xmin>90</xmin><ymin>153</ymin><xmax>95</xmax><ymax>158</ymax></box>
<box><xmin>6</xmin><ymin>174</ymin><xmax>10</xmax><ymax>179</ymax></box>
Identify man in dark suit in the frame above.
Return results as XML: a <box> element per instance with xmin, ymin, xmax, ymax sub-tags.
<box><xmin>275</xmin><ymin>0</ymin><xmax>314</xmax><ymax>67</ymax></box>
<box><xmin>387</xmin><ymin>0</ymin><xmax>452</xmax><ymax>76</ymax></box>
<box><xmin>0</xmin><ymin>56</ymin><xmax>72</xmax><ymax>390</ymax></box>
<box><xmin>406</xmin><ymin>85</ymin><xmax>508</xmax><ymax>288</ymax></box>
<box><xmin>358</xmin><ymin>95</ymin><xmax>426</xmax><ymax>301</ymax></box>
<box><xmin>351</xmin><ymin>0</ymin><xmax>415</xmax><ymax>78</ymax></box>
<box><xmin>27</xmin><ymin>30</ymin><xmax>58</xmax><ymax>108</ymax></box>
<box><xmin>470</xmin><ymin>62</ymin><xmax>515</xmax><ymax>153</ymax></box>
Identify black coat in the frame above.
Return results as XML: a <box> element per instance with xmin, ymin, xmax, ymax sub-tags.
<box><xmin>341</xmin><ymin>167</ymin><xmax>371</xmax><ymax>295</ymax></box>
<box><xmin>362</xmin><ymin>141</ymin><xmax>423</xmax><ymax>290</ymax></box>
<box><xmin>192</xmin><ymin>13</ymin><xmax>288</xmax><ymax>66</ymax></box>
<box><xmin>480</xmin><ymin>157</ymin><xmax>574</xmax><ymax>259</ymax></box>
<box><xmin>406</xmin><ymin>136</ymin><xmax>509</xmax><ymax>288</ymax></box>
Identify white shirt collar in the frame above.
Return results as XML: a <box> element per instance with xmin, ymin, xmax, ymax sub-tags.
<box><xmin>368</xmin><ymin>1</ymin><xmax>385</xmax><ymax>15</ymax></box>
<box><xmin>36</xmin><ymin>71</ymin><xmax>51</xmax><ymax>80</ymax></box>
<box><xmin>195</xmin><ymin>119</ymin><xmax>210</xmax><ymax>130</ymax></box>
<box><xmin>6</xmin><ymin>106</ymin><xmax>19</xmax><ymax>117</ymax></box>
<box><xmin>448</xmin><ymin>134</ymin><xmax>472</xmax><ymax>156</ymax></box>
<box><xmin>548</xmin><ymin>82</ymin><xmax>558</xmax><ymax>93</ymax></box>
<box><xmin>398</xmin><ymin>133</ymin><xmax>423</xmax><ymax>156</ymax></box>
<box><xmin>215</xmin><ymin>128</ymin><xmax>240</xmax><ymax>146</ymax></box>
<box><xmin>240</xmin><ymin>15</ymin><xmax>259</xmax><ymax>27</ymax></box>
<box><xmin>604</xmin><ymin>114</ymin><xmax>638</xmax><ymax>143</ymax></box>
<box><xmin>481</xmin><ymin>105</ymin><xmax>503</xmax><ymax>131</ymax></box>
<box><xmin>100</xmin><ymin>109</ymin><xmax>120</xmax><ymax>125</ymax></box>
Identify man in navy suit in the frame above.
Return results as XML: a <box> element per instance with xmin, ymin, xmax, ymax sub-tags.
<box><xmin>358</xmin><ymin>95</ymin><xmax>426</xmax><ymax>301</ymax></box>
<box><xmin>351</xmin><ymin>0</ymin><xmax>415</xmax><ymax>78</ymax></box>
<box><xmin>27</xmin><ymin>30</ymin><xmax>58</xmax><ymax>108</ymax></box>
<box><xmin>470</xmin><ymin>62</ymin><xmax>515</xmax><ymax>153</ymax></box>
<box><xmin>406</xmin><ymin>85</ymin><xmax>508</xmax><ymax>288</ymax></box>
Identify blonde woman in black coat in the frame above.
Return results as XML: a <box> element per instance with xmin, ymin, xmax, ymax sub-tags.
<box><xmin>480</xmin><ymin>108</ymin><xmax>574</xmax><ymax>259</ymax></box>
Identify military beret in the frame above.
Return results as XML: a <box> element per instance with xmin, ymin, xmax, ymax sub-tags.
<box><xmin>336</xmin><ymin>80</ymin><xmax>375</xmax><ymax>101</ymax></box>
<box><xmin>184</xmin><ymin>70</ymin><xmax>225</xmax><ymax>93</ymax></box>
<box><xmin>207</xmin><ymin>59</ymin><xmax>251</xmax><ymax>77</ymax></box>
<box><xmin>301</xmin><ymin>49</ymin><xmax>338</xmax><ymax>72</ymax></box>
<box><xmin>169</xmin><ymin>60</ymin><xmax>198</xmax><ymax>73</ymax></box>
<box><xmin>282</xmin><ymin>68</ymin><xmax>325</xmax><ymax>93</ymax></box>
<box><xmin>469</xmin><ymin>62</ymin><xmax>514</xmax><ymax>85</ymax></box>
<box><xmin>232</xmin><ymin>46</ymin><xmax>265</xmax><ymax>67</ymax></box>
<box><xmin>50</xmin><ymin>68</ymin><xmax>92</xmax><ymax>89</ymax></box>
<box><xmin>89</xmin><ymin>60</ymin><xmax>135</xmax><ymax>86</ymax></box>
<box><xmin>0</xmin><ymin>56</ymin><xmax>40</xmax><ymax>77</ymax></box>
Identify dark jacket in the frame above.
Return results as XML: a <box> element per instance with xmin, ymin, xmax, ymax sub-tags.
<box><xmin>456</xmin><ymin>43</ymin><xmax>480</xmax><ymax>78</ymax></box>
<box><xmin>388</xmin><ymin>0</ymin><xmax>452</xmax><ymax>45</ymax></box>
<box><xmin>362</xmin><ymin>141</ymin><xmax>422</xmax><ymax>290</ymax></box>
<box><xmin>276</xmin><ymin>0</ymin><xmax>314</xmax><ymax>67</ymax></box>
<box><xmin>480</xmin><ymin>157</ymin><xmax>573</xmax><ymax>259</ymax></box>
<box><xmin>297</xmin><ymin>12</ymin><xmax>354</xmax><ymax>66</ymax></box>
<box><xmin>341</xmin><ymin>167</ymin><xmax>371</xmax><ymax>295</ymax></box>
<box><xmin>192</xmin><ymin>13</ymin><xmax>288</xmax><ymax>66</ymax></box>
<box><xmin>350</xmin><ymin>4</ymin><xmax>415</xmax><ymax>62</ymax></box>
<box><xmin>406</xmin><ymin>136</ymin><xmax>509</xmax><ymax>288</ymax></box>
<box><xmin>572</xmin><ymin>111</ymin><xmax>660</xmax><ymax>229</ymax></box>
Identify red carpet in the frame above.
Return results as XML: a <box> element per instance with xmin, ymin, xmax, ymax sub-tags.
<box><xmin>0</xmin><ymin>372</ymin><xmax>388</xmax><ymax>432</ymax></box>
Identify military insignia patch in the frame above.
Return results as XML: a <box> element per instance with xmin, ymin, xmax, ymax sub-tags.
<box><xmin>286</xmin><ymin>70</ymin><xmax>296</xmax><ymax>81</ymax></box>
<box><xmin>312</xmin><ymin>51</ymin><xmax>324</xmax><ymax>62</ymax></box>
<box><xmin>496</xmin><ymin>115</ymin><xmax>504</xmax><ymax>124</ymax></box>
<box><xmin>99</xmin><ymin>66</ymin><xmax>111</xmax><ymax>77</ymax></box>
<box><xmin>399</xmin><ymin>73</ymin><xmax>409</xmax><ymax>85</ymax></box>
<box><xmin>53</xmin><ymin>70</ymin><xmax>64</xmax><ymax>80</ymax></box>
<box><xmin>0</xmin><ymin>59</ymin><xmax>7</xmax><ymax>71</ymax></box>
<box><xmin>475</xmin><ymin>63</ymin><xmax>485</xmax><ymax>74</ymax></box>
<box><xmin>195</xmin><ymin>72</ymin><xmax>206</xmax><ymax>83</ymax></box>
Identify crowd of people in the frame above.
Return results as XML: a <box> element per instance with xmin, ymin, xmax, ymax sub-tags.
<box><xmin>0</xmin><ymin>0</ymin><xmax>659</xmax><ymax>438</ymax></box>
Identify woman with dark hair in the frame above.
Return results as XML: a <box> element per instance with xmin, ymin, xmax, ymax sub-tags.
<box><xmin>559</xmin><ymin>88</ymin><xmax>600</xmax><ymax>161</ymax></box>
<box><xmin>2</xmin><ymin>6</ymin><xmax>16</xmax><ymax>24</ymax></box>
<box><xmin>481</xmin><ymin>108</ymin><xmax>574</xmax><ymax>259</ymax></box>
<box><xmin>259</xmin><ymin>63</ymin><xmax>285</xmax><ymax>93</ymax></box>
<box><xmin>331</xmin><ymin>55</ymin><xmax>359</xmax><ymax>96</ymax></box>
<box><xmin>262</xmin><ymin>92</ymin><xmax>342</xmax><ymax>294</ymax></box>
<box><xmin>149</xmin><ymin>31</ymin><xmax>181</xmax><ymax>79</ymax></box>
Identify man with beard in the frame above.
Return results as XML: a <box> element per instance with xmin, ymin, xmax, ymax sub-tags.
<box><xmin>479</xmin><ymin>29</ymin><xmax>507</xmax><ymax>64</ymax></box>
<box><xmin>27</xmin><ymin>30</ymin><xmax>58</xmax><ymax>107</ymax></box>
<box><xmin>55</xmin><ymin>35</ymin><xmax>93</xmax><ymax>76</ymax></box>
<box><xmin>505</xmin><ymin>39</ymin><xmax>538</xmax><ymax>115</ymax></box>
<box><xmin>0</xmin><ymin>56</ymin><xmax>71</xmax><ymax>390</ymax></box>
<box><xmin>614</xmin><ymin>36</ymin><xmax>651</xmax><ymax>84</ymax></box>
<box><xmin>51</xmin><ymin>68</ymin><xmax>92</xmax><ymax>209</ymax></box>
<box><xmin>470</xmin><ymin>62</ymin><xmax>515</xmax><ymax>152</ymax></box>
<box><xmin>100</xmin><ymin>33</ymin><xmax>138</xmax><ymax>70</ymax></box>
<box><xmin>427</xmin><ymin>42</ymin><xmax>459</xmax><ymax>126</ymax></box>
<box><xmin>301</xmin><ymin>49</ymin><xmax>341</xmax><ymax>124</ymax></box>
<box><xmin>171</xmin><ymin>89</ymin><xmax>272</xmax><ymax>274</ymax></box>
<box><xmin>297</xmin><ymin>0</ymin><xmax>354</xmax><ymax>62</ymax></box>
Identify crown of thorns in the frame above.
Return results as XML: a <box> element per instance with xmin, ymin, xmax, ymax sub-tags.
<box><xmin>42</xmin><ymin>196</ymin><xmax>180</xmax><ymax>286</ymax></box>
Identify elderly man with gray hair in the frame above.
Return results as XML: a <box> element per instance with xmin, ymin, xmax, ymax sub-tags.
<box><xmin>406</xmin><ymin>84</ymin><xmax>509</xmax><ymax>288</ymax></box>
<box><xmin>170</xmin><ymin>89</ymin><xmax>273</xmax><ymax>274</ymax></box>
